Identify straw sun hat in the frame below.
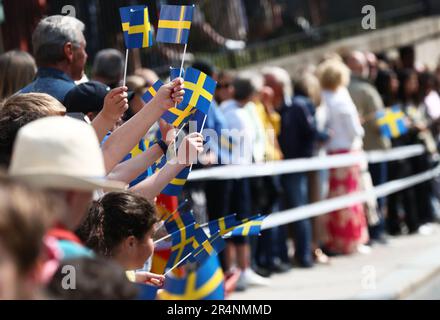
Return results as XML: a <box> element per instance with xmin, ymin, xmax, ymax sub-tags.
<box><xmin>9</xmin><ymin>116</ymin><xmax>126</xmax><ymax>191</ymax></box>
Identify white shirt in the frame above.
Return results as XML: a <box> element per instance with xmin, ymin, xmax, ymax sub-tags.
<box><xmin>220</xmin><ymin>99</ymin><xmax>254</xmax><ymax>165</ymax></box>
<box><xmin>322</xmin><ymin>88</ymin><xmax>364</xmax><ymax>152</ymax></box>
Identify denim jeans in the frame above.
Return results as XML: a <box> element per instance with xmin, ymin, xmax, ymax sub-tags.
<box><xmin>368</xmin><ymin>161</ymin><xmax>387</xmax><ymax>239</ymax></box>
<box><xmin>280</xmin><ymin>172</ymin><xmax>313</xmax><ymax>265</ymax></box>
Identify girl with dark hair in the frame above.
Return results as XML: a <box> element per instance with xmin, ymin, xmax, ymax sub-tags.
<box><xmin>77</xmin><ymin>191</ymin><xmax>164</xmax><ymax>286</ymax></box>
<box><xmin>375</xmin><ymin>69</ymin><xmax>400</xmax><ymax>107</ymax></box>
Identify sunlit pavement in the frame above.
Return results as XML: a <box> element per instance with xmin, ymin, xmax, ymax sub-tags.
<box><xmin>230</xmin><ymin>224</ymin><xmax>440</xmax><ymax>300</ymax></box>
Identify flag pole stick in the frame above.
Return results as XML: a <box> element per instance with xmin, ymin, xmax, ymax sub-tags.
<box><xmin>163</xmin><ymin>252</ymin><xmax>193</xmax><ymax>276</ymax></box>
<box><xmin>172</xmin><ymin>44</ymin><xmax>189</xmax><ymax>155</ymax></box>
<box><xmin>123</xmin><ymin>49</ymin><xmax>129</xmax><ymax>87</ymax></box>
<box><xmin>189</xmin><ymin>114</ymin><xmax>208</xmax><ymax>173</ymax></box>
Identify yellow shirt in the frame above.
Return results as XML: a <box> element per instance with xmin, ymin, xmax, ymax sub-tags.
<box><xmin>254</xmin><ymin>102</ymin><xmax>282</xmax><ymax>161</ymax></box>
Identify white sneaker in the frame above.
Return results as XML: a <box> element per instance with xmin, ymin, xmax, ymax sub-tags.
<box><xmin>241</xmin><ymin>268</ymin><xmax>271</xmax><ymax>287</ymax></box>
<box><xmin>235</xmin><ymin>271</ymin><xmax>248</xmax><ymax>292</ymax></box>
<box><xmin>357</xmin><ymin>244</ymin><xmax>372</xmax><ymax>255</ymax></box>
<box><xmin>418</xmin><ymin>224</ymin><xmax>434</xmax><ymax>236</ymax></box>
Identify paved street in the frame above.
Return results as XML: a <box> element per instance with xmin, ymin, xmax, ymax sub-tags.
<box><xmin>230</xmin><ymin>225</ymin><xmax>440</xmax><ymax>300</ymax></box>
<box><xmin>406</xmin><ymin>274</ymin><xmax>440</xmax><ymax>299</ymax></box>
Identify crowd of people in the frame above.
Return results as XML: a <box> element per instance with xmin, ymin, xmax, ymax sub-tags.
<box><xmin>1</xmin><ymin>13</ymin><xmax>440</xmax><ymax>300</ymax></box>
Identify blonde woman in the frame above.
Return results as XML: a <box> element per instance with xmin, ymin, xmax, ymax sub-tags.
<box><xmin>317</xmin><ymin>58</ymin><xmax>369</xmax><ymax>255</ymax></box>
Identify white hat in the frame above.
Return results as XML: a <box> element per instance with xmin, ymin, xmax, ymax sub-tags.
<box><xmin>9</xmin><ymin>116</ymin><xmax>126</xmax><ymax>191</ymax></box>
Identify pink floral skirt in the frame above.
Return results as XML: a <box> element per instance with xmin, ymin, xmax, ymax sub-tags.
<box><xmin>323</xmin><ymin>150</ymin><xmax>369</xmax><ymax>254</ymax></box>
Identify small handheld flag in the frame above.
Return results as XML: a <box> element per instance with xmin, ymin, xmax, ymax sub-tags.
<box><xmin>188</xmin><ymin>231</ymin><xmax>226</xmax><ymax>266</ymax></box>
<box><xmin>170</xmin><ymin>67</ymin><xmax>185</xmax><ymax>81</ymax></box>
<box><xmin>208</xmin><ymin>214</ymin><xmax>240</xmax><ymax>236</ymax></box>
<box><xmin>161</xmin><ymin>167</ymin><xmax>191</xmax><ymax>196</ymax></box>
<box><xmin>166</xmin><ymin>222</ymin><xmax>197</xmax><ymax>270</ymax></box>
<box><xmin>156</xmin><ymin>5</ymin><xmax>195</xmax><ymax>45</ymax></box>
<box><xmin>119</xmin><ymin>5</ymin><xmax>145</xmax><ymax>45</ymax></box>
<box><xmin>120</xmin><ymin>6</ymin><xmax>153</xmax><ymax>49</ymax></box>
<box><xmin>376</xmin><ymin>106</ymin><xmax>408</xmax><ymax>139</ymax></box>
<box><xmin>142</xmin><ymin>80</ymin><xmax>164</xmax><ymax>104</ymax></box>
<box><xmin>230</xmin><ymin>215</ymin><xmax>266</xmax><ymax>237</ymax></box>
<box><xmin>181</xmin><ymin>67</ymin><xmax>216</xmax><ymax>114</ymax></box>
<box><xmin>160</xmin><ymin>255</ymin><xmax>225</xmax><ymax>300</ymax></box>
<box><xmin>136</xmin><ymin>283</ymin><xmax>159</xmax><ymax>300</ymax></box>
<box><xmin>161</xmin><ymin>68</ymin><xmax>216</xmax><ymax>128</ymax></box>
<box><xmin>165</xmin><ymin>210</ymin><xmax>196</xmax><ymax>235</ymax></box>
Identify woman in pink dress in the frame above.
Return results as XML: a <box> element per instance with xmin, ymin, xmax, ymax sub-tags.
<box><xmin>317</xmin><ymin>58</ymin><xmax>369</xmax><ymax>254</ymax></box>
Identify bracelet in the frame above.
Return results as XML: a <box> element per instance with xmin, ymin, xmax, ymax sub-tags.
<box><xmin>157</xmin><ymin>140</ymin><xmax>168</xmax><ymax>155</ymax></box>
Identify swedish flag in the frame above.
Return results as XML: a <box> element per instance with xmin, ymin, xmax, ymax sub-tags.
<box><xmin>189</xmin><ymin>108</ymin><xmax>207</xmax><ymax>133</ymax></box>
<box><xmin>165</xmin><ymin>210</ymin><xmax>196</xmax><ymax>235</ymax></box>
<box><xmin>120</xmin><ymin>6</ymin><xmax>153</xmax><ymax>49</ymax></box>
<box><xmin>124</xmin><ymin>138</ymin><xmax>148</xmax><ymax>160</ymax></box>
<box><xmin>170</xmin><ymin>67</ymin><xmax>185</xmax><ymax>81</ymax></box>
<box><xmin>151</xmin><ymin>154</ymin><xmax>167</xmax><ymax>175</ymax></box>
<box><xmin>162</xmin><ymin>103</ymin><xmax>196</xmax><ymax>128</ymax></box>
<box><xmin>208</xmin><ymin>214</ymin><xmax>240</xmax><ymax>236</ymax></box>
<box><xmin>156</xmin><ymin>5</ymin><xmax>195</xmax><ymax>45</ymax></box>
<box><xmin>231</xmin><ymin>215</ymin><xmax>266</xmax><ymax>237</ymax></box>
<box><xmin>189</xmin><ymin>231</ymin><xmax>226</xmax><ymax>266</ymax></box>
<box><xmin>166</xmin><ymin>222</ymin><xmax>196</xmax><ymax>270</ymax></box>
<box><xmin>161</xmin><ymin>167</ymin><xmax>191</xmax><ymax>196</ymax></box>
<box><xmin>142</xmin><ymin>80</ymin><xmax>164</xmax><ymax>104</ymax></box>
<box><xmin>159</xmin><ymin>255</ymin><xmax>224</xmax><ymax>300</ymax></box>
<box><xmin>376</xmin><ymin>106</ymin><xmax>408</xmax><ymax>139</ymax></box>
<box><xmin>182</xmin><ymin>68</ymin><xmax>216</xmax><ymax>114</ymax></box>
<box><xmin>136</xmin><ymin>283</ymin><xmax>159</xmax><ymax>300</ymax></box>
<box><xmin>161</xmin><ymin>68</ymin><xmax>216</xmax><ymax>128</ymax></box>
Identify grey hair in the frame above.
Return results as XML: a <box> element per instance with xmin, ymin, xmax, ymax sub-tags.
<box><xmin>32</xmin><ymin>15</ymin><xmax>85</xmax><ymax>66</ymax></box>
<box><xmin>92</xmin><ymin>49</ymin><xmax>125</xmax><ymax>85</ymax></box>
<box><xmin>261</xmin><ymin>66</ymin><xmax>293</xmax><ymax>98</ymax></box>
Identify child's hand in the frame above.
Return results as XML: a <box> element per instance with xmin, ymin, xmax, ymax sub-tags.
<box><xmin>135</xmin><ymin>271</ymin><xmax>165</xmax><ymax>287</ymax></box>
<box><xmin>154</xmin><ymin>78</ymin><xmax>185</xmax><ymax>111</ymax></box>
<box><xmin>101</xmin><ymin>86</ymin><xmax>129</xmax><ymax>122</ymax></box>
<box><xmin>177</xmin><ymin>133</ymin><xmax>204</xmax><ymax>166</ymax></box>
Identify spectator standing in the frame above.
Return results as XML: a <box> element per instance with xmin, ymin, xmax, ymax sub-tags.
<box><xmin>317</xmin><ymin>59</ymin><xmax>369</xmax><ymax>255</ymax></box>
<box><xmin>346</xmin><ymin>51</ymin><xmax>390</xmax><ymax>244</ymax></box>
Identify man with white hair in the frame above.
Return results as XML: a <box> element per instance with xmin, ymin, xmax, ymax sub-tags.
<box><xmin>20</xmin><ymin>15</ymin><xmax>88</xmax><ymax>103</ymax></box>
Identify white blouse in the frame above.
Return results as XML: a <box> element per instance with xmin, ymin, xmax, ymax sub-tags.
<box><xmin>322</xmin><ymin>87</ymin><xmax>364</xmax><ymax>152</ymax></box>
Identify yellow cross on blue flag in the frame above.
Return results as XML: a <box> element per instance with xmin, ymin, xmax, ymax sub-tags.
<box><xmin>231</xmin><ymin>215</ymin><xmax>266</xmax><ymax>237</ymax></box>
<box><xmin>161</xmin><ymin>67</ymin><xmax>216</xmax><ymax>128</ymax></box>
<box><xmin>165</xmin><ymin>210</ymin><xmax>196</xmax><ymax>235</ymax></box>
<box><xmin>161</xmin><ymin>167</ymin><xmax>191</xmax><ymax>196</ymax></box>
<box><xmin>159</xmin><ymin>255</ymin><xmax>225</xmax><ymax>300</ymax></box>
<box><xmin>208</xmin><ymin>214</ymin><xmax>241</xmax><ymax>236</ymax></box>
<box><xmin>376</xmin><ymin>105</ymin><xmax>408</xmax><ymax>139</ymax></box>
<box><xmin>156</xmin><ymin>5</ymin><xmax>195</xmax><ymax>45</ymax></box>
<box><xmin>182</xmin><ymin>67</ymin><xmax>216</xmax><ymax>115</ymax></box>
<box><xmin>189</xmin><ymin>231</ymin><xmax>226</xmax><ymax>266</ymax></box>
<box><xmin>142</xmin><ymin>80</ymin><xmax>164</xmax><ymax>104</ymax></box>
<box><xmin>119</xmin><ymin>6</ymin><xmax>153</xmax><ymax>49</ymax></box>
<box><xmin>166</xmin><ymin>222</ymin><xmax>197</xmax><ymax>271</ymax></box>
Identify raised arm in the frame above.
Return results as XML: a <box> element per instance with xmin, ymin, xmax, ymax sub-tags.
<box><xmin>130</xmin><ymin>133</ymin><xmax>204</xmax><ymax>202</ymax></box>
<box><xmin>101</xmin><ymin>78</ymin><xmax>185</xmax><ymax>174</ymax></box>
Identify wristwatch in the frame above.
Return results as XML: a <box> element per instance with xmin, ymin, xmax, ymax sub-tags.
<box><xmin>157</xmin><ymin>140</ymin><xmax>168</xmax><ymax>155</ymax></box>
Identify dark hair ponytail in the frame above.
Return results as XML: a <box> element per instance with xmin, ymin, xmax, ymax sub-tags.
<box><xmin>77</xmin><ymin>192</ymin><xmax>157</xmax><ymax>257</ymax></box>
